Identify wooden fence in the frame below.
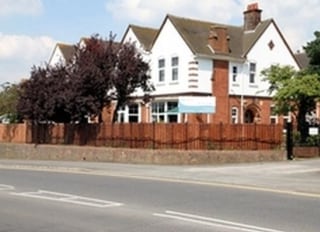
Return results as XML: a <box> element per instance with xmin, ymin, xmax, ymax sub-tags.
<box><xmin>0</xmin><ymin>123</ymin><xmax>29</xmax><ymax>143</ymax></box>
<box><xmin>29</xmin><ymin>123</ymin><xmax>283</xmax><ymax>150</ymax></box>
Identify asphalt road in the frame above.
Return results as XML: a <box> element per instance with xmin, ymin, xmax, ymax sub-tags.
<box><xmin>1</xmin><ymin>160</ymin><xmax>320</xmax><ymax>232</ymax></box>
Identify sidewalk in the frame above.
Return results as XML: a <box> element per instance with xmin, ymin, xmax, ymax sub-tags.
<box><xmin>1</xmin><ymin>158</ymin><xmax>320</xmax><ymax>196</ymax></box>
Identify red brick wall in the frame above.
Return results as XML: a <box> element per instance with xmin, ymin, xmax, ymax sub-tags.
<box><xmin>229</xmin><ymin>96</ymin><xmax>275</xmax><ymax>124</ymax></box>
<box><xmin>141</xmin><ymin>104</ymin><xmax>149</xmax><ymax>122</ymax></box>
<box><xmin>212</xmin><ymin>60</ymin><xmax>229</xmax><ymax>123</ymax></box>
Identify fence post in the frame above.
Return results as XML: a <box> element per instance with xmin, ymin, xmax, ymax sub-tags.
<box><xmin>254</xmin><ymin>123</ymin><xmax>258</xmax><ymax>150</ymax></box>
<box><xmin>152</xmin><ymin>122</ymin><xmax>156</xmax><ymax>149</ymax></box>
<box><xmin>219</xmin><ymin>122</ymin><xmax>223</xmax><ymax>150</ymax></box>
<box><xmin>185</xmin><ymin>123</ymin><xmax>188</xmax><ymax>150</ymax></box>
<box><xmin>286</xmin><ymin>122</ymin><xmax>294</xmax><ymax>160</ymax></box>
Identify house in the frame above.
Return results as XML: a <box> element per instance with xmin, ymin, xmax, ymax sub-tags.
<box><xmin>121</xmin><ymin>24</ymin><xmax>158</xmax><ymax>54</ymax></box>
<box><xmin>119</xmin><ymin>3</ymin><xmax>300</xmax><ymax>124</ymax></box>
<box><xmin>48</xmin><ymin>43</ymin><xmax>75</xmax><ymax>66</ymax></box>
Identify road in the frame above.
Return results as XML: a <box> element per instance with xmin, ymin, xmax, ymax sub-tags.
<box><xmin>1</xmin><ymin>160</ymin><xmax>320</xmax><ymax>232</ymax></box>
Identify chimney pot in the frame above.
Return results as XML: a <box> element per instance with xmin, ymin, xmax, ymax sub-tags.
<box><xmin>247</xmin><ymin>3</ymin><xmax>259</xmax><ymax>10</ymax></box>
<box><xmin>244</xmin><ymin>2</ymin><xmax>262</xmax><ymax>31</ymax></box>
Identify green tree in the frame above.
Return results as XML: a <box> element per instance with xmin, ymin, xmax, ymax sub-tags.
<box><xmin>0</xmin><ymin>82</ymin><xmax>20</xmax><ymax>123</ymax></box>
<box><xmin>262</xmin><ymin>31</ymin><xmax>320</xmax><ymax>142</ymax></box>
<box><xmin>304</xmin><ymin>31</ymin><xmax>320</xmax><ymax>73</ymax></box>
<box><xmin>262</xmin><ymin>65</ymin><xmax>320</xmax><ymax>142</ymax></box>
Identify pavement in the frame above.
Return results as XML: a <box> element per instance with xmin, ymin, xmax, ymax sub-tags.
<box><xmin>1</xmin><ymin>158</ymin><xmax>320</xmax><ymax>197</ymax></box>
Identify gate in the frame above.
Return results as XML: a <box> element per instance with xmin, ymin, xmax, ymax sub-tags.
<box><xmin>286</xmin><ymin>122</ymin><xmax>320</xmax><ymax>159</ymax></box>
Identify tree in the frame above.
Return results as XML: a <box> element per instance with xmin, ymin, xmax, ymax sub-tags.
<box><xmin>304</xmin><ymin>31</ymin><xmax>320</xmax><ymax>73</ymax></box>
<box><xmin>0</xmin><ymin>82</ymin><xmax>20</xmax><ymax>123</ymax></box>
<box><xmin>17</xmin><ymin>33</ymin><xmax>153</xmax><ymax>124</ymax></box>
<box><xmin>111</xmin><ymin>42</ymin><xmax>154</xmax><ymax>122</ymax></box>
<box><xmin>66</xmin><ymin>34</ymin><xmax>116</xmax><ymax>123</ymax></box>
<box><xmin>262</xmin><ymin>31</ymin><xmax>320</xmax><ymax>142</ymax></box>
<box><xmin>17</xmin><ymin>64</ymin><xmax>72</xmax><ymax>123</ymax></box>
<box><xmin>262</xmin><ymin>65</ymin><xmax>320</xmax><ymax>142</ymax></box>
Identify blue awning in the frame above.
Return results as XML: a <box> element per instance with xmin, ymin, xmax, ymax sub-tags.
<box><xmin>178</xmin><ymin>96</ymin><xmax>216</xmax><ymax>113</ymax></box>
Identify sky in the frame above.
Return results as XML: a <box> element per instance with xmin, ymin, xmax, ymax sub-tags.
<box><xmin>0</xmin><ymin>0</ymin><xmax>319</xmax><ymax>84</ymax></box>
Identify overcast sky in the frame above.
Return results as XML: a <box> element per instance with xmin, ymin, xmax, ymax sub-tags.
<box><xmin>0</xmin><ymin>0</ymin><xmax>319</xmax><ymax>84</ymax></box>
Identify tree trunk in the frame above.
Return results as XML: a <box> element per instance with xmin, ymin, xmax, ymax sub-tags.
<box><xmin>112</xmin><ymin>101</ymin><xmax>120</xmax><ymax>123</ymax></box>
<box><xmin>297</xmin><ymin>102</ymin><xmax>309</xmax><ymax>143</ymax></box>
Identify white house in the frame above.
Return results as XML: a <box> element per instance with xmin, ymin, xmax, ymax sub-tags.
<box><xmin>119</xmin><ymin>2</ymin><xmax>300</xmax><ymax>124</ymax></box>
<box><xmin>48</xmin><ymin>43</ymin><xmax>75</xmax><ymax>66</ymax></box>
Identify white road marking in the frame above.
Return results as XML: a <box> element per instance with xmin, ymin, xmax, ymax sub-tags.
<box><xmin>0</xmin><ymin>184</ymin><xmax>15</xmax><ymax>191</ymax></box>
<box><xmin>11</xmin><ymin>190</ymin><xmax>123</xmax><ymax>208</ymax></box>
<box><xmin>1</xmin><ymin>164</ymin><xmax>320</xmax><ymax>199</ymax></box>
<box><xmin>153</xmin><ymin>210</ymin><xmax>284</xmax><ymax>232</ymax></box>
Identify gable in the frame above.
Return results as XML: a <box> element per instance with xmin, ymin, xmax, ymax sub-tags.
<box><xmin>152</xmin><ymin>17</ymin><xmax>194</xmax><ymax>57</ymax></box>
<box><xmin>48</xmin><ymin>43</ymin><xmax>75</xmax><ymax>66</ymax></box>
<box><xmin>48</xmin><ymin>44</ymin><xmax>64</xmax><ymax>66</ymax></box>
<box><xmin>122</xmin><ymin>27</ymin><xmax>141</xmax><ymax>47</ymax></box>
<box><xmin>246</xmin><ymin>21</ymin><xmax>299</xmax><ymax>69</ymax></box>
<box><xmin>122</xmin><ymin>25</ymin><xmax>158</xmax><ymax>51</ymax></box>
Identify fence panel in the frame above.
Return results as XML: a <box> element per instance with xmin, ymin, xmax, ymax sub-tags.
<box><xmin>3</xmin><ymin>122</ymin><xmax>282</xmax><ymax>150</ymax></box>
<box><xmin>0</xmin><ymin>123</ymin><xmax>28</xmax><ymax>143</ymax></box>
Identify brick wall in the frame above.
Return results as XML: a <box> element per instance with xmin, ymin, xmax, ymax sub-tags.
<box><xmin>0</xmin><ymin>143</ymin><xmax>286</xmax><ymax>165</ymax></box>
<box><xmin>212</xmin><ymin>60</ymin><xmax>229</xmax><ymax>123</ymax></box>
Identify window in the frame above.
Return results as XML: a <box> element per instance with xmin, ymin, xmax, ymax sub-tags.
<box><xmin>158</xmin><ymin>58</ymin><xmax>165</xmax><ymax>82</ymax></box>
<box><xmin>152</xmin><ymin>102</ymin><xmax>165</xmax><ymax>122</ymax></box>
<box><xmin>152</xmin><ymin>101</ymin><xmax>179</xmax><ymax>123</ymax></box>
<box><xmin>232</xmin><ymin>66</ymin><xmax>238</xmax><ymax>82</ymax></box>
<box><xmin>117</xmin><ymin>106</ymin><xmax>126</xmax><ymax>123</ymax></box>
<box><xmin>128</xmin><ymin>103</ymin><xmax>139</xmax><ymax>122</ymax></box>
<box><xmin>249</xmin><ymin>62</ymin><xmax>256</xmax><ymax>84</ymax></box>
<box><xmin>270</xmin><ymin>105</ymin><xmax>278</xmax><ymax>124</ymax></box>
<box><xmin>171</xmin><ymin>56</ymin><xmax>179</xmax><ymax>81</ymax></box>
<box><xmin>167</xmin><ymin>101</ymin><xmax>178</xmax><ymax>122</ymax></box>
<box><xmin>117</xmin><ymin>103</ymin><xmax>140</xmax><ymax>123</ymax></box>
<box><xmin>231</xmin><ymin>107</ymin><xmax>238</xmax><ymax>124</ymax></box>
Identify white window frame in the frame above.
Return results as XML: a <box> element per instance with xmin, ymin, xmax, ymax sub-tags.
<box><xmin>249</xmin><ymin>62</ymin><xmax>256</xmax><ymax>84</ymax></box>
<box><xmin>232</xmin><ymin>66</ymin><xmax>238</xmax><ymax>82</ymax></box>
<box><xmin>128</xmin><ymin>103</ymin><xmax>139</xmax><ymax>123</ymax></box>
<box><xmin>270</xmin><ymin>105</ymin><xmax>278</xmax><ymax>124</ymax></box>
<box><xmin>231</xmin><ymin>107</ymin><xmax>239</xmax><ymax>124</ymax></box>
<box><xmin>158</xmin><ymin>58</ymin><xmax>165</xmax><ymax>82</ymax></box>
<box><xmin>151</xmin><ymin>101</ymin><xmax>179</xmax><ymax>123</ymax></box>
<box><xmin>171</xmin><ymin>56</ymin><xmax>179</xmax><ymax>81</ymax></box>
<box><xmin>117</xmin><ymin>103</ymin><xmax>140</xmax><ymax>123</ymax></box>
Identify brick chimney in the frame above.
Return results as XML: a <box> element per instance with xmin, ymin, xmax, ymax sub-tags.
<box><xmin>208</xmin><ymin>25</ymin><xmax>229</xmax><ymax>54</ymax></box>
<box><xmin>243</xmin><ymin>3</ymin><xmax>262</xmax><ymax>31</ymax></box>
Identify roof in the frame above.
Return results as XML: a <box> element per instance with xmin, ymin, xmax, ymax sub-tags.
<box><xmin>56</xmin><ymin>43</ymin><xmax>75</xmax><ymax>63</ymax></box>
<box><xmin>242</xmin><ymin>19</ymin><xmax>273</xmax><ymax>55</ymax></box>
<box><xmin>126</xmin><ymin>25</ymin><xmax>158</xmax><ymax>51</ymax></box>
<box><xmin>165</xmin><ymin>14</ymin><xmax>273</xmax><ymax>60</ymax></box>
<box><xmin>294</xmin><ymin>52</ymin><xmax>310</xmax><ymax>69</ymax></box>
